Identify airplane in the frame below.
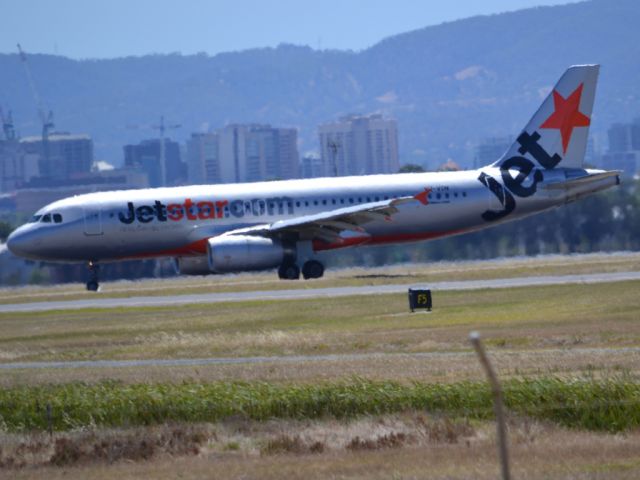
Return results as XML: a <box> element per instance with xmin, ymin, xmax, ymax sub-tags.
<box><xmin>7</xmin><ymin>65</ymin><xmax>620</xmax><ymax>291</ymax></box>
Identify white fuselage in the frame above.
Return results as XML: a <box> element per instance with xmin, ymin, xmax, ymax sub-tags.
<box><xmin>6</xmin><ymin>166</ymin><xmax>616</xmax><ymax>266</ymax></box>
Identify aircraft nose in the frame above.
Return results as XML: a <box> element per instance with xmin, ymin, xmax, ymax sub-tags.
<box><xmin>6</xmin><ymin>226</ymin><xmax>38</xmax><ymax>259</ymax></box>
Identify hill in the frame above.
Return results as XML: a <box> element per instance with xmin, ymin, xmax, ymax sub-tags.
<box><xmin>1</xmin><ymin>0</ymin><xmax>639</xmax><ymax>168</ymax></box>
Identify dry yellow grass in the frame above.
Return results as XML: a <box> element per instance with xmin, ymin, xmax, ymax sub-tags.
<box><xmin>4</xmin><ymin>416</ymin><xmax>640</xmax><ymax>479</ymax></box>
<box><xmin>1</xmin><ymin>347</ymin><xmax>638</xmax><ymax>387</ymax></box>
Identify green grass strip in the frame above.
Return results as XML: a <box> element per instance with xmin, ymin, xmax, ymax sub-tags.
<box><xmin>0</xmin><ymin>377</ymin><xmax>638</xmax><ymax>433</ymax></box>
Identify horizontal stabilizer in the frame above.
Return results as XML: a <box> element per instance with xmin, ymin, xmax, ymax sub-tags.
<box><xmin>542</xmin><ymin>170</ymin><xmax>621</xmax><ymax>190</ymax></box>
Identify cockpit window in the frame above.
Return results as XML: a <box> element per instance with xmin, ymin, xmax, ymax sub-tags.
<box><xmin>30</xmin><ymin>215</ymin><xmax>42</xmax><ymax>223</ymax></box>
<box><xmin>42</xmin><ymin>214</ymin><xmax>52</xmax><ymax>223</ymax></box>
<box><xmin>53</xmin><ymin>213</ymin><xmax>62</xmax><ymax>223</ymax></box>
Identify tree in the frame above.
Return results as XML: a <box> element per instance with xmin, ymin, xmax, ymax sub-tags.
<box><xmin>398</xmin><ymin>164</ymin><xmax>425</xmax><ymax>173</ymax></box>
<box><xmin>0</xmin><ymin>221</ymin><xmax>12</xmax><ymax>242</ymax></box>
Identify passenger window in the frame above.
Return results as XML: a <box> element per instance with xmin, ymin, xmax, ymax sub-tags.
<box><xmin>322</xmin><ymin>199</ymin><xmax>327</xmax><ymax>205</ymax></box>
<box><xmin>42</xmin><ymin>214</ymin><xmax>52</xmax><ymax>223</ymax></box>
<box><xmin>375</xmin><ymin>196</ymin><xmax>380</xmax><ymax>201</ymax></box>
<box><xmin>332</xmin><ymin>199</ymin><xmax>336</xmax><ymax>205</ymax></box>
<box><xmin>53</xmin><ymin>213</ymin><xmax>62</xmax><ymax>223</ymax></box>
<box><xmin>463</xmin><ymin>192</ymin><xmax>467</xmax><ymax>197</ymax></box>
<box><xmin>349</xmin><ymin>198</ymin><xmax>354</xmax><ymax>204</ymax></box>
<box><xmin>340</xmin><ymin>199</ymin><xmax>345</xmax><ymax>204</ymax></box>
<box><xmin>305</xmin><ymin>201</ymin><xmax>309</xmax><ymax>207</ymax></box>
<box><xmin>296</xmin><ymin>201</ymin><xmax>300</xmax><ymax>207</ymax></box>
<box><xmin>313</xmin><ymin>200</ymin><xmax>318</xmax><ymax>206</ymax></box>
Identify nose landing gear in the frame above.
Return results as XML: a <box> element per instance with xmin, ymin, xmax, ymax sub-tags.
<box><xmin>86</xmin><ymin>262</ymin><xmax>100</xmax><ymax>291</ymax></box>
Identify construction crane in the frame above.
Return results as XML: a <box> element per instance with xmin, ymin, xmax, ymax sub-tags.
<box><xmin>17</xmin><ymin>43</ymin><xmax>54</xmax><ymax>173</ymax></box>
<box><xmin>327</xmin><ymin>138</ymin><xmax>340</xmax><ymax>177</ymax></box>
<box><xmin>153</xmin><ymin>116</ymin><xmax>181</xmax><ymax>186</ymax></box>
<box><xmin>128</xmin><ymin>116</ymin><xmax>181</xmax><ymax>186</ymax></box>
<box><xmin>0</xmin><ymin>107</ymin><xmax>16</xmax><ymax>141</ymax></box>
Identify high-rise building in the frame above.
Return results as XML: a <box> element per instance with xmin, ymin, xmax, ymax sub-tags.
<box><xmin>186</xmin><ymin>124</ymin><xmax>299</xmax><ymax>185</ymax></box>
<box><xmin>474</xmin><ymin>136</ymin><xmax>513</xmax><ymax>168</ymax></box>
<box><xmin>318</xmin><ymin>114</ymin><xmax>399</xmax><ymax>176</ymax></box>
<box><xmin>20</xmin><ymin>133</ymin><xmax>93</xmax><ymax>181</ymax></box>
<box><xmin>300</xmin><ymin>155</ymin><xmax>325</xmax><ymax>179</ymax></box>
<box><xmin>124</xmin><ymin>138</ymin><xmax>185</xmax><ymax>187</ymax></box>
<box><xmin>0</xmin><ymin>139</ymin><xmax>39</xmax><ymax>192</ymax></box>
<box><xmin>607</xmin><ymin>119</ymin><xmax>640</xmax><ymax>152</ymax></box>
<box><xmin>187</xmin><ymin>133</ymin><xmax>220</xmax><ymax>184</ymax></box>
<box><xmin>603</xmin><ymin>119</ymin><xmax>640</xmax><ymax>177</ymax></box>
<box><xmin>608</xmin><ymin>123</ymin><xmax>632</xmax><ymax>152</ymax></box>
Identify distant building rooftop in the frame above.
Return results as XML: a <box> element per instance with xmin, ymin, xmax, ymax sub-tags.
<box><xmin>20</xmin><ymin>133</ymin><xmax>92</xmax><ymax>143</ymax></box>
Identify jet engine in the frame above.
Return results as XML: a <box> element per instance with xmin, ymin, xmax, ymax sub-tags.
<box><xmin>175</xmin><ymin>256</ymin><xmax>212</xmax><ymax>276</ymax></box>
<box><xmin>207</xmin><ymin>235</ymin><xmax>294</xmax><ymax>273</ymax></box>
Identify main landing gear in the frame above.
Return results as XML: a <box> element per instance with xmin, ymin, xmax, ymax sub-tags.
<box><xmin>278</xmin><ymin>262</ymin><xmax>300</xmax><ymax>280</ymax></box>
<box><xmin>86</xmin><ymin>262</ymin><xmax>100</xmax><ymax>291</ymax></box>
<box><xmin>302</xmin><ymin>260</ymin><xmax>324</xmax><ymax>280</ymax></box>
<box><xmin>277</xmin><ymin>260</ymin><xmax>325</xmax><ymax>280</ymax></box>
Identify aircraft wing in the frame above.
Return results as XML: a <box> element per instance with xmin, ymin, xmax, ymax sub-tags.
<box><xmin>218</xmin><ymin>195</ymin><xmax>420</xmax><ymax>244</ymax></box>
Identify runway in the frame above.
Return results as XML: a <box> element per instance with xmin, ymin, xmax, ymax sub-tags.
<box><xmin>1</xmin><ymin>346</ymin><xmax>639</xmax><ymax>371</ymax></box>
<box><xmin>1</xmin><ymin>270</ymin><xmax>639</xmax><ymax>313</ymax></box>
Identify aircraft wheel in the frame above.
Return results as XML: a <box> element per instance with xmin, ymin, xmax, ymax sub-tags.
<box><xmin>278</xmin><ymin>263</ymin><xmax>300</xmax><ymax>280</ymax></box>
<box><xmin>302</xmin><ymin>260</ymin><xmax>324</xmax><ymax>279</ymax></box>
<box><xmin>86</xmin><ymin>280</ymin><xmax>99</xmax><ymax>291</ymax></box>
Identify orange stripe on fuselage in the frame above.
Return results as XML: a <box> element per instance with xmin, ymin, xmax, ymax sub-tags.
<box><xmin>118</xmin><ymin>229</ymin><xmax>467</xmax><ymax>260</ymax></box>
<box><xmin>314</xmin><ymin>229</ymin><xmax>467</xmax><ymax>251</ymax></box>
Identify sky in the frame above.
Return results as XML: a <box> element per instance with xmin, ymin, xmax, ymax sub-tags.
<box><xmin>1</xmin><ymin>0</ymin><xmax>578</xmax><ymax>59</ymax></box>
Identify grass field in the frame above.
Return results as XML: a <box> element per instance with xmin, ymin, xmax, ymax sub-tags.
<box><xmin>1</xmin><ymin>255</ymin><xmax>640</xmax><ymax>478</ymax></box>
<box><xmin>2</xmin><ymin>377</ymin><xmax>639</xmax><ymax>432</ymax></box>
<box><xmin>0</xmin><ymin>280</ymin><xmax>639</xmax><ymax>375</ymax></box>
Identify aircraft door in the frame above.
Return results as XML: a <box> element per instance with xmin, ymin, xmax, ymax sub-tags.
<box><xmin>83</xmin><ymin>207</ymin><xmax>103</xmax><ymax>236</ymax></box>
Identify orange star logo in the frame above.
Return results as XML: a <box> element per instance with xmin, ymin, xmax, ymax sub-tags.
<box><xmin>414</xmin><ymin>187</ymin><xmax>432</xmax><ymax>205</ymax></box>
<box><xmin>540</xmin><ymin>83</ymin><xmax>590</xmax><ymax>154</ymax></box>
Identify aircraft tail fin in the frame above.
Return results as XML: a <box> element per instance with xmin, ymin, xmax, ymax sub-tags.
<box><xmin>493</xmin><ymin>65</ymin><xmax>599</xmax><ymax>170</ymax></box>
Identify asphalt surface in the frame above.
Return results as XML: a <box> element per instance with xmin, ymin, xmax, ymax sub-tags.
<box><xmin>0</xmin><ymin>270</ymin><xmax>639</xmax><ymax>314</ymax></box>
<box><xmin>1</xmin><ymin>347</ymin><xmax>639</xmax><ymax>371</ymax></box>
